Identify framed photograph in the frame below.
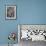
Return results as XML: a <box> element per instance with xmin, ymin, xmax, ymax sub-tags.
<box><xmin>5</xmin><ymin>5</ymin><xmax>16</xmax><ymax>20</ymax></box>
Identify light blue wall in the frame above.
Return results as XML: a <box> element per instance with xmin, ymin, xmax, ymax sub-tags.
<box><xmin>0</xmin><ymin>0</ymin><xmax>46</xmax><ymax>44</ymax></box>
<box><xmin>19</xmin><ymin>0</ymin><xmax>46</xmax><ymax>24</ymax></box>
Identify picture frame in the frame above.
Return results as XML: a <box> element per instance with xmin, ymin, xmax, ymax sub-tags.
<box><xmin>5</xmin><ymin>5</ymin><xmax>16</xmax><ymax>20</ymax></box>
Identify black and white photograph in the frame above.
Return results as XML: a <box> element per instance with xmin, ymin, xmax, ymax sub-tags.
<box><xmin>5</xmin><ymin>5</ymin><xmax>16</xmax><ymax>20</ymax></box>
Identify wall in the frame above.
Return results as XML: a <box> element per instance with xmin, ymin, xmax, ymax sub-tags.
<box><xmin>19</xmin><ymin>0</ymin><xmax>46</xmax><ymax>24</ymax></box>
<box><xmin>0</xmin><ymin>0</ymin><xmax>46</xmax><ymax>44</ymax></box>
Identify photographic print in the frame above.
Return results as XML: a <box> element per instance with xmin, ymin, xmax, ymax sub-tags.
<box><xmin>5</xmin><ymin>5</ymin><xmax>16</xmax><ymax>20</ymax></box>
